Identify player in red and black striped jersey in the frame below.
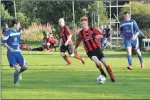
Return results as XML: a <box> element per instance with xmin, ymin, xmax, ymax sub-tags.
<box><xmin>75</xmin><ymin>16</ymin><xmax>115</xmax><ymax>82</ymax></box>
<box><xmin>58</xmin><ymin>18</ymin><xmax>84</xmax><ymax>66</ymax></box>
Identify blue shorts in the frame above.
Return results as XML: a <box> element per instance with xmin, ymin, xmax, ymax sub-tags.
<box><xmin>124</xmin><ymin>38</ymin><xmax>139</xmax><ymax>49</ymax></box>
<box><xmin>7</xmin><ymin>51</ymin><xmax>27</xmax><ymax>67</ymax></box>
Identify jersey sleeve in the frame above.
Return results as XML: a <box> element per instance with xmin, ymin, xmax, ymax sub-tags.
<box><xmin>133</xmin><ymin>20</ymin><xmax>139</xmax><ymax>33</ymax></box>
<box><xmin>93</xmin><ymin>28</ymin><xmax>103</xmax><ymax>35</ymax></box>
<box><xmin>1</xmin><ymin>29</ymin><xmax>10</xmax><ymax>43</ymax></box>
<box><xmin>93</xmin><ymin>28</ymin><xmax>104</xmax><ymax>38</ymax></box>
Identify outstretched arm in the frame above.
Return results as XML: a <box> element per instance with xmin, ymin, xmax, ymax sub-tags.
<box><xmin>75</xmin><ymin>37</ymin><xmax>82</xmax><ymax>50</ymax></box>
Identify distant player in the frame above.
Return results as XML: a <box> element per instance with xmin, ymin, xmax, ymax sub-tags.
<box><xmin>2</xmin><ymin>19</ymin><xmax>28</xmax><ymax>86</ymax></box>
<box><xmin>58</xmin><ymin>18</ymin><xmax>84</xmax><ymax>66</ymax></box>
<box><xmin>75</xmin><ymin>16</ymin><xmax>115</xmax><ymax>82</ymax></box>
<box><xmin>120</xmin><ymin>11</ymin><xmax>144</xmax><ymax>70</ymax></box>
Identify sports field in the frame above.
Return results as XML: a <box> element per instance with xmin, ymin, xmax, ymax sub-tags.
<box><xmin>1</xmin><ymin>47</ymin><xmax>150</xmax><ymax>99</ymax></box>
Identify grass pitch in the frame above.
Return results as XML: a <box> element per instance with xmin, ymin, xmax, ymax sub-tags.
<box><xmin>1</xmin><ymin>47</ymin><xmax>150</xmax><ymax>99</ymax></box>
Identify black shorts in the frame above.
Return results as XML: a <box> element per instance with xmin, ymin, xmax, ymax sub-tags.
<box><xmin>87</xmin><ymin>47</ymin><xmax>104</xmax><ymax>60</ymax></box>
<box><xmin>60</xmin><ymin>44</ymin><xmax>74</xmax><ymax>55</ymax></box>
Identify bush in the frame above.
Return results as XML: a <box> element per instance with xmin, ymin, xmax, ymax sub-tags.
<box><xmin>16</xmin><ymin>12</ymin><xmax>30</xmax><ymax>28</ymax></box>
<box><xmin>0</xmin><ymin>4</ymin><xmax>13</xmax><ymax>27</ymax></box>
<box><xmin>21</xmin><ymin>22</ymin><xmax>43</xmax><ymax>41</ymax></box>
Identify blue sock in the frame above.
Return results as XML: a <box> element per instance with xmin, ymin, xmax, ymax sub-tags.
<box><xmin>127</xmin><ymin>55</ymin><xmax>132</xmax><ymax>66</ymax></box>
<box><xmin>14</xmin><ymin>72</ymin><xmax>19</xmax><ymax>84</ymax></box>
<box><xmin>138</xmin><ymin>55</ymin><xmax>143</xmax><ymax>64</ymax></box>
<box><xmin>19</xmin><ymin>68</ymin><xmax>24</xmax><ymax>73</ymax></box>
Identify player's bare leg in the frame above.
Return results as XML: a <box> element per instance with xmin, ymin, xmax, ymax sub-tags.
<box><xmin>134</xmin><ymin>48</ymin><xmax>144</xmax><ymax>68</ymax></box>
<box><xmin>71</xmin><ymin>53</ymin><xmax>85</xmax><ymax>65</ymax></box>
<box><xmin>101</xmin><ymin>58</ymin><xmax>115</xmax><ymax>82</ymax></box>
<box><xmin>91</xmin><ymin>56</ymin><xmax>106</xmax><ymax>78</ymax></box>
<box><xmin>127</xmin><ymin>47</ymin><xmax>133</xmax><ymax>70</ymax></box>
<box><xmin>61</xmin><ymin>52</ymin><xmax>71</xmax><ymax>66</ymax></box>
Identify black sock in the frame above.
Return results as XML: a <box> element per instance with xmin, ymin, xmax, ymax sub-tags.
<box><xmin>100</xmin><ymin>69</ymin><xmax>106</xmax><ymax>78</ymax></box>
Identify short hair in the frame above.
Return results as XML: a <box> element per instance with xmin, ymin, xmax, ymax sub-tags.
<box><xmin>80</xmin><ymin>16</ymin><xmax>88</xmax><ymax>22</ymax></box>
<box><xmin>12</xmin><ymin>19</ymin><xmax>20</xmax><ymax>26</ymax></box>
<box><xmin>124</xmin><ymin>11</ymin><xmax>130</xmax><ymax>15</ymax></box>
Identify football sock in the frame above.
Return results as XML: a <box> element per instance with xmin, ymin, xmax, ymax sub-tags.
<box><xmin>127</xmin><ymin>55</ymin><xmax>132</xmax><ymax>66</ymax></box>
<box><xmin>63</xmin><ymin>55</ymin><xmax>71</xmax><ymax>64</ymax></box>
<box><xmin>14</xmin><ymin>72</ymin><xmax>19</xmax><ymax>84</ymax></box>
<box><xmin>106</xmin><ymin>65</ymin><xmax>115</xmax><ymax>80</ymax></box>
<box><xmin>19</xmin><ymin>68</ymin><xmax>26</xmax><ymax>73</ymax></box>
<box><xmin>97</xmin><ymin>64</ymin><xmax>106</xmax><ymax>78</ymax></box>
<box><xmin>138</xmin><ymin>55</ymin><xmax>143</xmax><ymax>64</ymax></box>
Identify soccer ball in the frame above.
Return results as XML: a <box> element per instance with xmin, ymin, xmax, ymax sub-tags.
<box><xmin>96</xmin><ymin>75</ymin><xmax>106</xmax><ymax>84</ymax></box>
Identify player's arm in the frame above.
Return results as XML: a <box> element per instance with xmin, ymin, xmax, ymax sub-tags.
<box><xmin>1</xmin><ymin>30</ymin><xmax>15</xmax><ymax>52</ymax></box>
<box><xmin>93</xmin><ymin>28</ymin><xmax>104</xmax><ymax>39</ymax></box>
<box><xmin>132</xmin><ymin>20</ymin><xmax>139</xmax><ymax>40</ymax></box>
<box><xmin>75</xmin><ymin>32</ymin><xmax>82</xmax><ymax>50</ymax></box>
<box><xmin>119</xmin><ymin>22</ymin><xmax>124</xmax><ymax>40</ymax></box>
<box><xmin>65</xmin><ymin>34</ymin><xmax>72</xmax><ymax>46</ymax></box>
<box><xmin>65</xmin><ymin>27</ymin><xmax>72</xmax><ymax>46</ymax></box>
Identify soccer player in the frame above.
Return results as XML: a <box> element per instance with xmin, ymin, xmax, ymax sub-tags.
<box><xmin>58</xmin><ymin>18</ymin><xmax>85</xmax><ymax>66</ymax></box>
<box><xmin>2</xmin><ymin>19</ymin><xmax>28</xmax><ymax>86</ymax></box>
<box><xmin>120</xmin><ymin>11</ymin><xmax>144</xmax><ymax>70</ymax></box>
<box><xmin>75</xmin><ymin>16</ymin><xmax>115</xmax><ymax>82</ymax></box>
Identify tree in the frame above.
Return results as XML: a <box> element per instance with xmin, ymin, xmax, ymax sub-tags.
<box><xmin>0</xmin><ymin>4</ymin><xmax>13</xmax><ymax>26</ymax></box>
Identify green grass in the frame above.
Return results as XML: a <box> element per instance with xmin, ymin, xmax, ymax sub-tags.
<box><xmin>1</xmin><ymin>47</ymin><xmax>150</xmax><ymax>99</ymax></box>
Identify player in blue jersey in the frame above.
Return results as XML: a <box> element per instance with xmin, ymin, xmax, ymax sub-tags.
<box><xmin>2</xmin><ymin>19</ymin><xmax>28</xmax><ymax>86</ymax></box>
<box><xmin>120</xmin><ymin>11</ymin><xmax>144</xmax><ymax>70</ymax></box>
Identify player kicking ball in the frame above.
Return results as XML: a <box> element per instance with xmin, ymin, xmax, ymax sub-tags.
<box><xmin>58</xmin><ymin>18</ymin><xmax>85</xmax><ymax>66</ymax></box>
<box><xmin>2</xmin><ymin>19</ymin><xmax>28</xmax><ymax>86</ymax></box>
<box><xmin>75</xmin><ymin>16</ymin><xmax>115</xmax><ymax>82</ymax></box>
<box><xmin>120</xmin><ymin>11</ymin><xmax>144</xmax><ymax>70</ymax></box>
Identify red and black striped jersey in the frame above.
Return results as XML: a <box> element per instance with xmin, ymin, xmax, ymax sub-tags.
<box><xmin>78</xmin><ymin>27</ymin><xmax>103</xmax><ymax>53</ymax></box>
<box><xmin>60</xmin><ymin>25</ymin><xmax>73</xmax><ymax>44</ymax></box>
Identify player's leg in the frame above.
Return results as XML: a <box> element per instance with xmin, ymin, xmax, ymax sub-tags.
<box><xmin>15</xmin><ymin>52</ymin><xmax>28</xmax><ymax>73</ymax></box>
<box><xmin>97</xmin><ymin>48</ymin><xmax>115</xmax><ymax>82</ymax></box>
<box><xmin>124</xmin><ymin>39</ymin><xmax>133</xmax><ymax>70</ymax></box>
<box><xmin>68</xmin><ymin>44</ymin><xmax>85</xmax><ymax>64</ymax></box>
<box><xmin>100</xmin><ymin>58</ymin><xmax>115</xmax><ymax>82</ymax></box>
<box><xmin>15</xmin><ymin>52</ymin><xmax>28</xmax><ymax>81</ymax></box>
<box><xmin>60</xmin><ymin>45</ymin><xmax>71</xmax><ymax>66</ymax></box>
<box><xmin>7</xmin><ymin>52</ymin><xmax>20</xmax><ymax>85</ymax></box>
<box><xmin>91</xmin><ymin>56</ymin><xmax>106</xmax><ymax>78</ymax></box>
<box><xmin>126</xmin><ymin>47</ymin><xmax>132</xmax><ymax>70</ymax></box>
<box><xmin>13</xmin><ymin>65</ymin><xmax>20</xmax><ymax>85</ymax></box>
<box><xmin>132</xmin><ymin>38</ymin><xmax>144</xmax><ymax>68</ymax></box>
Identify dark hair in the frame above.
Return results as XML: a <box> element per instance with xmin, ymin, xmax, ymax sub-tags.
<box><xmin>12</xmin><ymin>19</ymin><xmax>20</xmax><ymax>26</ymax></box>
<box><xmin>124</xmin><ymin>11</ymin><xmax>130</xmax><ymax>15</ymax></box>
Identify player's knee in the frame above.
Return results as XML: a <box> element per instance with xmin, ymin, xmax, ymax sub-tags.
<box><xmin>70</xmin><ymin>53</ymin><xmax>75</xmax><ymax>57</ymax></box>
<box><xmin>23</xmin><ymin>66</ymin><xmax>28</xmax><ymax>70</ymax></box>
<box><xmin>91</xmin><ymin>56</ymin><xmax>100</xmax><ymax>65</ymax></box>
<box><xmin>14</xmin><ymin>68</ymin><xmax>19</xmax><ymax>73</ymax></box>
<box><xmin>61</xmin><ymin>52</ymin><xmax>65</xmax><ymax>57</ymax></box>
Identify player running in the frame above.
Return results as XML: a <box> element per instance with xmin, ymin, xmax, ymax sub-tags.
<box><xmin>120</xmin><ymin>11</ymin><xmax>144</xmax><ymax>70</ymax></box>
<box><xmin>2</xmin><ymin>19</ymin><xmax>28</xmax><ymax>86</ymax></box>
<box><xmin>75</xmin><ymin>16</ymin><xmax>115</xmax><ymax>82</ymax></box>
<box><xmin>58</xmin><ymin>18</ymin><xmax>84</xmax><ymax>66</ymax></box>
